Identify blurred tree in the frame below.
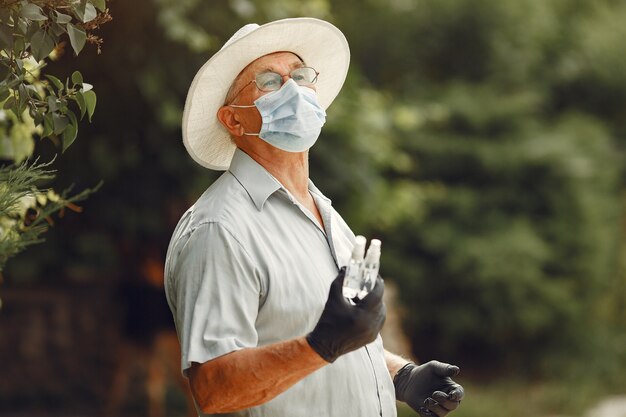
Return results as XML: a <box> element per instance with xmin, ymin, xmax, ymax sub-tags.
<box><xmin>0</xmin><ymin>0</ymin><xmax>110</xmax><ymax>272</ymax></box>
<box><xmin>330</xmin><ymin>0</ymin><xmax>625</xmax><ymax>374</ymax></box>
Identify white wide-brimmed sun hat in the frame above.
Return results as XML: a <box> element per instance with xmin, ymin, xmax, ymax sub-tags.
<box><xmin>182</xmin><ymin>17</ymin><xmax>350</xmax><ymax>170</ymax></box>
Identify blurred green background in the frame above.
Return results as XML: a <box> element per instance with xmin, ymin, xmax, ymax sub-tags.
<box><xmin>1</xmin><ymin>0</ymin><xmax>626</xmax><ymax>416</ymax></box>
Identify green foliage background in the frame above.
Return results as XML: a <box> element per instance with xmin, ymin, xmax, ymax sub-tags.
<box><xmin>0</xmin><ymin>0</ymin><xmax>109</xmax><ymax>271</ymax></box>
<box><xmin>4</xmin><ymin>0</ymin><xmax>626</xmax><ymax>401</ymax></box>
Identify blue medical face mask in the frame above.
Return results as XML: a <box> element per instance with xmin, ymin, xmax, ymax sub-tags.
<box><xmin>230</xmin><ymin>79</ymin><xmax>326</xmax><ymax>153</ymax></box>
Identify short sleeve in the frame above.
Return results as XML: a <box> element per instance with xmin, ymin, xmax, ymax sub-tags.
<box><xmin>165</xmin><ymin>222</ymin><xmax>261</xmax><ymax>375</ymax></box>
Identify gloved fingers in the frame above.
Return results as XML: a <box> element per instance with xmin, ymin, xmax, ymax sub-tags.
<box><xmin>373</xmin><ymin>300</ymin><xmax>387</xmax><ymax>330</ymax></box>
<box><xmin>446</xmin><ymin>385</ymin><xmax>465</xmax><ymax>402</ymax></box>
<box><xmin>432</xmin><ymin>391</ymin><xmax>461</xmax><ymax>411</ymax></box>
<box><xmin>428</xmin><ymin>360</ymin><xmax>460</xmax><ymax>377</ymax></box>
<box><xmin>328</xmin><ymin>267</ymin><xmax>348</xmax><ymax>301</ymax></box>
<box><xmin>416</xmin><ymin>407</ymin><xmax>437</xmax><ymax>417</ymax></box>
<box><xmin>424</xmin><ymin>398</ymin><xmax>451</xmax><ymax>417</ymax></box>
<box><xmin>355</xmin><ymin>274</ymin><xmax>384</xmax><ymax>307</ymax></box>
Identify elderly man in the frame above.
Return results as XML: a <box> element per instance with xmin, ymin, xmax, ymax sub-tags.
<box><xmin>165</xmin><ymin>18</ymin><xmax>464</xmax><ymax>417</ymax></box>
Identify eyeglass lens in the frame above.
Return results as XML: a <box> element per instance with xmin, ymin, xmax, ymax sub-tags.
<box><xmin>255</xmin><ymin>67</ymin><xmax>318</xmax><ymax>92</ymax></box>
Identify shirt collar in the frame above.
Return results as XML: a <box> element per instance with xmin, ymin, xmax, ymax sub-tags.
<box><xmin>229</xmin><ymin>148</ymin><xmax>333</xmax><ymax>211</ymax></box>
<box><xmin>228</xmin><ymin>148</ymin><xmax>282</xmax><ymax>211</ymax></box>
<box><xmin>308</xmin><ymin>180</ymin><xmax>331</xmax><ymax>205</ymax></box>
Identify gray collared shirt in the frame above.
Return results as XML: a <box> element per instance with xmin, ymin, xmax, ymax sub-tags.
<box><xmin>165</xmin><ymin>148</ymin><xmax>396</xmax><ymax>417</ymax></box>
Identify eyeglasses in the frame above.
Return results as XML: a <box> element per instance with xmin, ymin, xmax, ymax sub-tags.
<box><xmin>228</xmin><ymin>67</ymin><xmax>319</xmax><ymax>104</ymax></box>
<box><xmin>255</xmin><ymin>67</ymin><xmax>319</xmax><ymax>91</ymax></box>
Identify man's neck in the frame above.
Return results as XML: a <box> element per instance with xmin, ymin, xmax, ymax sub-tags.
<box><xmin>239</xmin><ymin>146</ymin><xmax>311</xmax><ymax>201</ymax></box>
<box><xmin>237</xmin><ymin>145</ymin><xmax>325</xmax><ymax>230</ymax></box>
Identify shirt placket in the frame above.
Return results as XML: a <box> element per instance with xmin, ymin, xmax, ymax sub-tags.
<box><xmin>309</xmin><ymin>192</ymin><xmax>339</xmax><ymax>266</ymax></box>
<box><xmin>311</xmin><ymin>191</ymin><xmax>387</xmax><ymax>417</ymax></box>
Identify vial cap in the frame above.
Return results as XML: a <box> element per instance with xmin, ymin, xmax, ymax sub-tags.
<box><xmin>365</xmin><ymin>239</ymin><xmax>381</xmax><ymax>261</ymax></box>
<box><xmin>352</xmin><ymin>235</ymin><xmax>367</xmax><ymax>260</ymax></box>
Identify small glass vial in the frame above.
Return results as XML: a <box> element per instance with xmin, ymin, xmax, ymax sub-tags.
<box><xmin>358</xmin><ymin>239</ymin><xmax>381</xmax><ymax>299</ymax></box>
<box><xmin>342</xmin><ymin>235</ymin><xmax>366</xmax><ymax>299</ymax></box>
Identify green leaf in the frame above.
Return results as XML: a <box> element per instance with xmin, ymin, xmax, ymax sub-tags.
<box><xmin>17</xmin><ymin>84</ymin><xmax>27</xmax><ymax>113</ymax></box>
<box><xmin>62</xmin><ymin>113</ymin><xmax>78</xmax><ymax>152</ymax></box>
<box><xmin>52</xmin><ymin>113</ymin><xmax>69</xmax><ymax>134</ymax></box>
<box><xmin>0</xmin><ymin>88</ymin><xmax>11</xmax><ymax>102</ymax></box>
<box><xmin>3</xmin><ymin>96</ymin><xmax>15</xmax><ymax>110</ymax></box>
<box><xmin>90</xmin><ymin>0</ymin><xmax>106</xmax><ymax>12</ymax></box>
<box><xmin>47</xmin><ymin>96</ymin><xmax>58</xmax><ymax>112</ymax></box>
<box><xmin>71</xmin><ymin>71</ymin><xmax>83</xmax><ymax>86</ymax></box>
<box><xmin>0</xmin><ymin>8</ymin><xmax>11</xmax><ymax>23</ymax></box>
<box><xmin>49</xmin><ymin>22</ymin><xmax>66</xmax><ymax>37</ymax></box>
<box><xmin>73</xmin><ymin>1</ymin><xmax>97</xmax><ymax>23</ymax></box>
<box><xmin>67</xmin><ymin>23</ymin><xmax>86</xmax><ymax>55</ymax></box>
<box><xmin>25</xmin><ymin>84</ymin><xmax>42</xmax><ymax>100</ymax></box>
<box><xmin>6</xmin><ymin>75</ymin><xmax>22</xmax><ymax>89</ymax></box>
<box><xmin>16</xmin><ymin>17</ymin><xmax>28</xmax><ymax>35</ymax></box>
<box><xmin>30</xmin><ymin>29</ymin><xmax>55</xmax><ymax>61</ymax></box>
<box><xmin>20</xmin><ymin>3</ymin><xmax>48</xmax><ymax>21</ymax></box>
<box><xmin>42</xmin><ymin>113</ymin><xmax>54</xmax><ymax>137</ymax></box>
<box><xmin>13</xmin><ymin>36</ymin><xmax>25</xmax><ymax>55</ymax></box>
<box><xmin>82</xmin><ymin>3</ymin><xmax>97</xmax><ymax>23</ymax></box>
<box><xmin>45</xmin><ymin>75</ymin><xmax>64</xmax><ymax>91</ymax></box>
<box><xmin>83</xmin><ymin>90</ymin><xmax>96</xmax><ymax>122</ymax></box>
<box><xmin>58</xmin><ymin>97</ymin><xmax>69</xmax><ymax>112</ymax></box>
<box><xmin>54</xmin><ymin>11</ymin><xmax>73</xmax><ymax>24</ymax></box>
<box><xmin>72</xmin><ymin>2</ymin><xmax>86</xmax><ymax>21</ymax></box>
<box><xmin>0</xmin><ymin>87</ymin><xmax>9</xmax><ymax>103</ymax></box>
<box><xmin>25</xmin><ymin>20</ymin><xmax>40</xmax><ymax>41</ymax></box>
<box><xmin>0</xmin><ymin>24</ymin><xmax>12</xmax><ymax>49</ymax></box>
<box><xmin>9</xmin><ymin>105</ymin><xmax>21</xmax><ymax>119</ymax></box>
<box><xmin>75</xmin><ymin>91</ymin><xmax>87</xmax><ymax>119</ymax></box>
<box><xmin>67</xmin><ymin>109</ymin><xmax>78</xmax><ymax>128</ymax></box>
<box><xmin>32</xmin><ymin>109</ymin><xmax>43</xmax><ymax>126</ymax></box>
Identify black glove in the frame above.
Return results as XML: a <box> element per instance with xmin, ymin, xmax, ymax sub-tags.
<box><xmin>394</xmin><ymin>360</ymin><xmax>464</xmax><ymax>417</ymax></box>
<box><xmin>306</xmin><ymin>267</ymin><xmax>386</xmax><ymax>363</ymax></box>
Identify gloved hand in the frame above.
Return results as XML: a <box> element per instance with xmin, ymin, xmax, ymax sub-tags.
<box><xmin>306</xmin><ymin>267</ymin><xmax>386</xmax><ymax>363</ymax></box>
<box><xmin>394</xmin><ymin>360</ymin><xmax>464</xmax><ymax>417</ymax></box>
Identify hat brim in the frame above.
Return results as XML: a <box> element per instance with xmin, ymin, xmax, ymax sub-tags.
<box><xmin>182</xmin><ymin>18</ymin><xmax>350</xmax><ymax>170</ymax></box>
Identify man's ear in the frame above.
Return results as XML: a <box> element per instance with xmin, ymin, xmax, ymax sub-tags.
<box><xmin>217</xmin><ymin>106</ymin><xmax>244</xmax><ymax>137</ymax></box>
